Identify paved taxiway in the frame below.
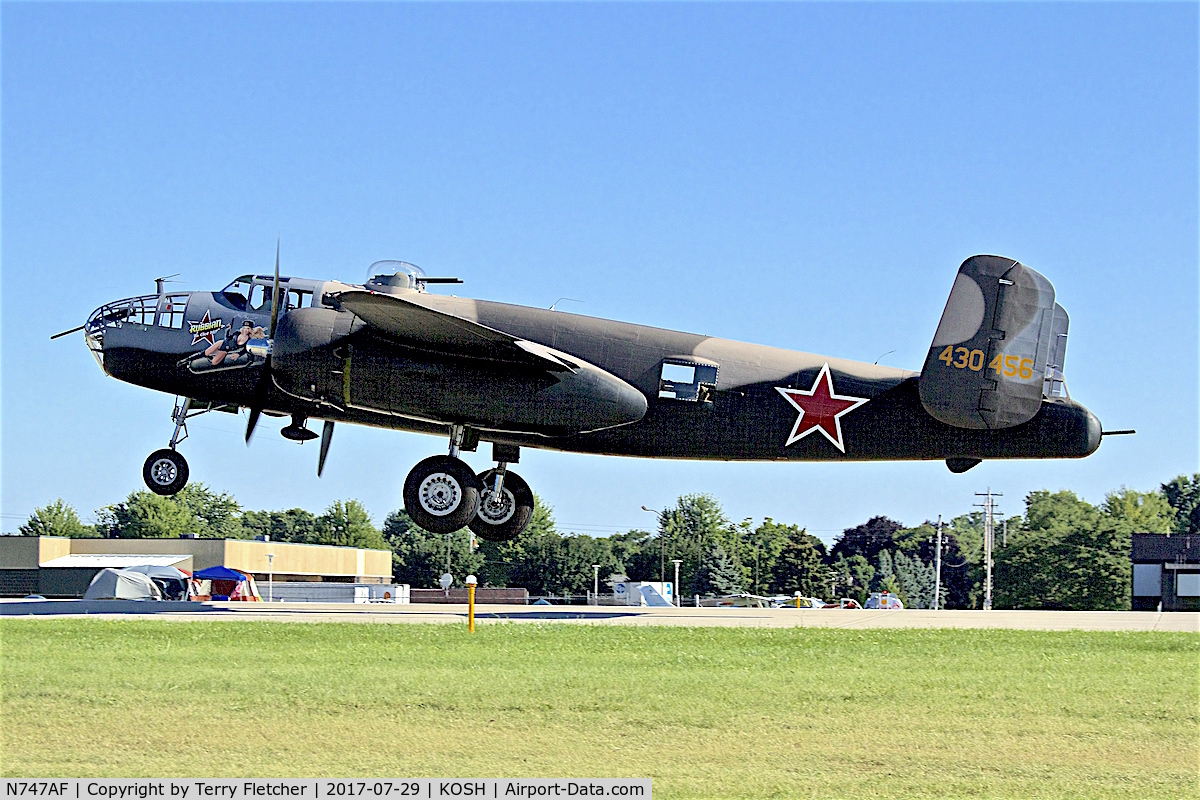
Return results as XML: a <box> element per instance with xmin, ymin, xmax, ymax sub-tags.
<box><xmin>2</xmin><ymin>599</ymin><xmax>1196</xmax><ymax>632</ymax></box>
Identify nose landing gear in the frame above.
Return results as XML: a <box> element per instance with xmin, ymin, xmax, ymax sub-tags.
<box><xmin>143</xmin><ymin>448</ymin><xmax>189</xmax><ymax>496</ymax></box>
<box><xmin>143</xmin><ymin>397</ymin><xmax>195</xmax><ymax>495</ymax></box>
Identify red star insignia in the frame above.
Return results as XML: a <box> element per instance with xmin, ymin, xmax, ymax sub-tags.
<box><xmin>776</xmin><ymin>363</ymin><xmax>869</xmax><ymax>453</ymax></box>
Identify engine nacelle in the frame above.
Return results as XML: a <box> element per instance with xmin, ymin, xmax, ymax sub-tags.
<box><xmin>273</xmin><ymin>307</ymin><xmax>648</xmax><ymax>435</ymax></box>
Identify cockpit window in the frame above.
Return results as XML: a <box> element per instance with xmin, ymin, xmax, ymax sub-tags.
<box><xmin>246</xmin><ymin>283</ymin><xmax>289</xmax><ymax>313</ymax></box>
<box><xmin>248</xmin><ymin>284</ymin><xmax>268</xmax><ymax>311</ymax></box>
<box><xmin>222</xmin><ymin>276</ymin><xmax>252</xmax><ymax>310</ymax></box>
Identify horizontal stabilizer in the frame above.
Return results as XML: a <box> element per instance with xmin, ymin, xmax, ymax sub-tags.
<box><xmin>919</xmin><ymin>255</ymin><xmax>1069</xmax><ymax>430</ymax></box>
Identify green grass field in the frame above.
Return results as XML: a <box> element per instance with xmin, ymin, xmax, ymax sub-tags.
<box><xmin>1</xmin><ymin>620</ymin><xmax>1196</xmax><ymax>798</ymax></box>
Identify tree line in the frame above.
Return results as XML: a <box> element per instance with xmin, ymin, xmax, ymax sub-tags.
<box><xmin>17</xmin><ymin>473</ymin><xmax>1199</xmax><ymax>610</ymax></box>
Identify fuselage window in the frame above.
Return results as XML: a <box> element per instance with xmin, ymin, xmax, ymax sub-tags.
<box><xmin>658</xmin><ymin>360</ymin><xmax>719</xmax><ymax>403</ymax></box>
<box><xmin>288</xmin><ymin>290</ymin><xmax>311</xmax><ymax>310</ymax></box>
<box><xmin>158</xmin><ymin>294</ymin><xmax>189</xmax><ymax>329</ymax></box>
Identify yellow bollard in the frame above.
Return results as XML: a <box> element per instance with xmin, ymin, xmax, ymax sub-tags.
<box><xmin>466</xmin><ymin>574</ymin><xmax>478</xmax><ymax>633</ymax></box>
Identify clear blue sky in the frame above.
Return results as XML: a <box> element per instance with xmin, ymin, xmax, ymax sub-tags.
<box><xmin>3</xmin><ymin>2</ymin><xmax>1197</xmax><ymax>541</ymax></box>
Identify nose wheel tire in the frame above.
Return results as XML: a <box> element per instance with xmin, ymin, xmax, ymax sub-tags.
<box><xmin>143</xmin><ymin>448</ymin><xmax>189</xmax><ymax>496</ymax></box>
<box><xmin>468</xmin><ymin>469</ymin><xmax>534</xmax><ymax>542</ymax></box>
<box><xmin>403</xmin><ymin>455</ymin><xmax>484</xmax><ymax>534</ymax></box>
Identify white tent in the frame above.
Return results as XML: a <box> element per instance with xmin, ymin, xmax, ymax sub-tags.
<box><xmin>83</xmin><ymin>568</ymin><xmax>163</xmax><ymax>601</ymax></box>
<box><xmin>123</xmin><ymin>564</ymin><xmax>192</xmax><ymax>600</ymax></box>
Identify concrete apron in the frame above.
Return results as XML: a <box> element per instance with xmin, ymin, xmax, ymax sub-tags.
<box><xmin>1</xmin><ymin>599</ymin><xmax>1196</xmax><ymax>632</ymax></box>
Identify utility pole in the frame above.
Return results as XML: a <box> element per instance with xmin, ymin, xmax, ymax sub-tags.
<box><xmin>974</xmin><ymin>489</ymin><xmax>1003</xmax><ymax>610</ymax></box>
<box><xmin>933</xmin><ymin>515</ymin><xmax>942</xmax><ymax>611</ymax></box>
<box><xmin>671</xmin><ymin>559</ymin><xmax>682</xmax><ymax>607</ymax></box>
<box><xmin>592</xmin><ymin>564</ymin><xmax>600</xmax><ymax>606</ymax></box>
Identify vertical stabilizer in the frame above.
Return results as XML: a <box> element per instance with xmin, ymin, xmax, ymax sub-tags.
<box><xmin>919</xmin><ymin>255</ymin><xmax>1067</xmax><ymax>430</ymax></box>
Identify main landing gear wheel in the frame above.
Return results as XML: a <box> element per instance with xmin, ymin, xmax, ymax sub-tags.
<box><xmin>469</xmin><ymin>469</ymin><xmax>534</xmax><ymax>542</ymax></box>
<box><xmin>143</xmin><ymin>448</ymin><xmax>189</xmax><ymax>496</ymax></box>
<box><xmin>403</xmin><ymin>455</ymin><xmax>484</xmax><ymax>534</ymax></box>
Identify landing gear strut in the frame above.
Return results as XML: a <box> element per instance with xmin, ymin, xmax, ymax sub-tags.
<box><xmin>402</xmin><ymin>429</ymin><xmax>534</xmax><ymax>539</ymax></box>
<box><xmin>469</xmin><ymin>467</ymin><xmax>533</xmax><ymax>541</ymax></box>
<box><xmin>469</xmin><ymin>444</ymin><xmax>533</xmax><ymax>542</ymax></box>
<box><xmin>143</xmin><ymin>397</ymin><xmax>193</xmax><ymax>495</ymax></box>
<box><xmin>402</xmin><ymin>425</ymin><xmax>483</xmax><ymax>533</ymax></box>
<box><xmin>403</xmin><ymin>456</ymin><xmax>484</xmax><ymax>534</ymax></box>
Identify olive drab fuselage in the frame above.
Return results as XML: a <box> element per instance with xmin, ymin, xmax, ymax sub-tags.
<box><xmin>87</xmin><ymin>257</ymin><xmax>1102</xmax><ymax>469</ymax></box>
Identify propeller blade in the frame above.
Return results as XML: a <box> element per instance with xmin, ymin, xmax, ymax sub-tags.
<box><xmin>269</xmin><ymin>237</ymin><xmax>281</xmax><ymax>339</ymax></box>
<box><xmin>245</xmin><ymin>407</ymin><xmax>262</xmax><ymax>444</ymax></box>
<box><xmin>317</xmin><ymin>420</ymin><xmax>335</xmax><ymax>477</ymax></box>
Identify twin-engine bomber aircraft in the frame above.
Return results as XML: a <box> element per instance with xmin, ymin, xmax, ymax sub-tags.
<box><xmin>60</xmin><ymin>253</ymin><xmax>1111</xmax><ymax>541</ymax></box>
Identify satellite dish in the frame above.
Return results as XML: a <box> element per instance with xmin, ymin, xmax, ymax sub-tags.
<box><xmin>439</xmin><ymin>573</ymin><xmax>453</xmax><ymax>591</ymax></box>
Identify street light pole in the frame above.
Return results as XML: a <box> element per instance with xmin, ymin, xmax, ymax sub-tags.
<box><xmin>933</xmin><ymin>515</ymin><xmax>942</xmax><ymax>611</ymax></box>
<box><xmin>592</xmin><ymin>564</ymin><xmax>600</xmax><ymax>606</ymax></box>
<box><xmin>267</xmin><ymin>552</ymin><xmax>274</xmax><ymax>603</ymax></box>
<box><xmin>671</xmin><ymin>559</ymin><xmax>682</xmax><ymax>607</ymax></box>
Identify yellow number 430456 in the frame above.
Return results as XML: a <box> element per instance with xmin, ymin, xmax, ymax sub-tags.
<box><xmin>939</xmin><ymin>346</ymin><xmax>1032</xmax><ymax>379</ymax></box>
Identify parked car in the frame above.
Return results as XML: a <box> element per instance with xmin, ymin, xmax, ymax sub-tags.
<box><xmin>820</xmin><ymin>598</ymin><xmax>863</xmax><ymax>609</ymax></box>
<box><xmin>864</xmin><ymin>592</ymin><xmax>904</xmax><ymax>609</ymax></box>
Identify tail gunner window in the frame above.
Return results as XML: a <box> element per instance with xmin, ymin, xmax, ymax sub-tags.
<box><xmin>658</xmin><ymin>359</ymin><xmax>718</xmax><ymax>403</ymax></box>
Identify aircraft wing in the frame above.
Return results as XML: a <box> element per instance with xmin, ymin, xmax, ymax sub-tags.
<box><xmin>329</xmin><ymin>289</ymin><xmax>576</xmax><ymax>372</ymax></box>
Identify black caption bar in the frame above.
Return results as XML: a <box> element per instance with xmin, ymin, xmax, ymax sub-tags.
<box><xmin>1</xmin><ymin>780</ymin><xmax>651</xmax><ymax>800</ymax></box>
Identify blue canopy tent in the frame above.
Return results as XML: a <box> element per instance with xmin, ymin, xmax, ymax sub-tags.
<box><xmin>193</xmin><ymin>565</ymin><xmax>259</xmax><ymax>601</ymax></box>
<box><xmin>194</xmin><ymin>566</ymin><xmax>246</xmax><ymax>581</ymax></box>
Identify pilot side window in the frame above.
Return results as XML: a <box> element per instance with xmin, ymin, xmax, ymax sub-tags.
<box><xmin>222</xmin><ymin>278</ymin><xmax>251</xmax><ymax>310</ymax></box>
<box><xmin>247</xmin><ymin>284</ymin><xmax>268</xmax><ymax>311</ymax></box>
